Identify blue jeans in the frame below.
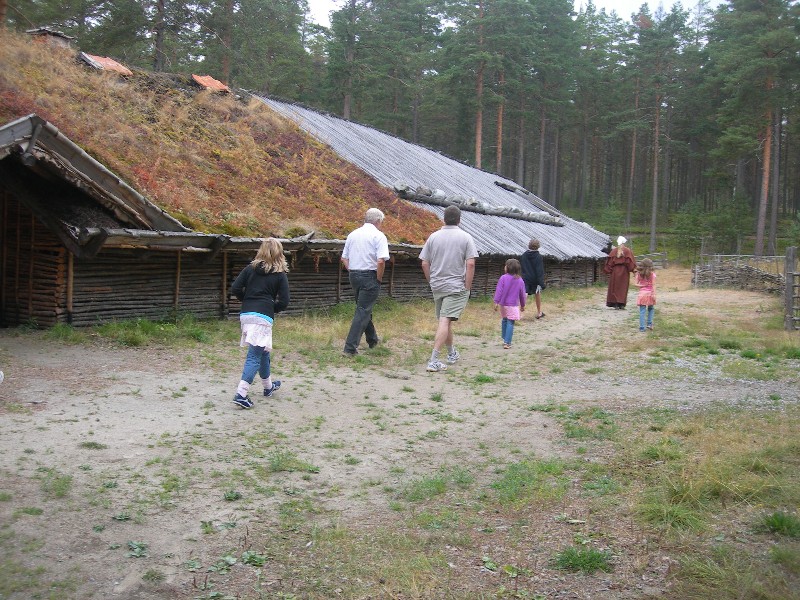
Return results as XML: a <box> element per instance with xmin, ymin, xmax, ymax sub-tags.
<box><xmin>639</xmin><ymin>305</ymin><xmax>654</xmax><ymax>330</ymax></box>
<box><xmin>344</xmin><ymin>270</ymin><xmax>380</xmax><ymax>353</ymax></box>
<box><xmin>241</xmin><ymin>344</ymin><xmax>271</xmax><ymax>384</ymax></box>
<box><xmin>501</xmin><ymin>318</ymin><xmax>515</xmax><ymax>345</ymax></box>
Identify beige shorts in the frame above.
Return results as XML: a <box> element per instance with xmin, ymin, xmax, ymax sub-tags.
<box><xmin>433</xmin><ymin>289</ymin><xmax>470</xmax><ymax>320</ymax></box>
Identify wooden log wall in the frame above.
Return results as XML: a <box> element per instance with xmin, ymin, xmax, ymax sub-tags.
<box><xmin>1</xmin><ymin>186</ymin><xmax>602</xmax><ymax>328</ymax></box>
<box><xmin>70</xmin><ymin>249</ymin><xmax>227</xmax><ymax>326</ymax></box>
<box><xmin>691</xmin><ymin>262</ymin><xmax>785</xmax><ymax>295</ymax></box>
<box><xmin>0</xmin><ymin>193</ymin><xmax>66</xmax><ymax>327</ymax></box>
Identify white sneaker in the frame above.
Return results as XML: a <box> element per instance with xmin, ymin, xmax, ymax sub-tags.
<box><xmin>426</xmin><ymin>360</ymin><xmax>448</xmax><ymax>372</ymax></box>
<box><xmin>446</xmin><ymin>349</ymin><xmax>460</xmax><ymax>364</ymax></box>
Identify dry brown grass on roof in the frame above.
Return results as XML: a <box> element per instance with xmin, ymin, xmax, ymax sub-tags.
<box><xmin>0</xmin><ymin>32</ymin><xmax>440</xmax><ymax>243</ymax></box>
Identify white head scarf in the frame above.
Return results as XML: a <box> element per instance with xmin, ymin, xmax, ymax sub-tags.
<box><xmin>617</xmin><ymin>236</ymin><xmax>627</xmax><ymax>246</ymax></box>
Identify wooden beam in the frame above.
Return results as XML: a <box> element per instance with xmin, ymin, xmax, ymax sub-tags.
<box><xmin>221</xmin><ymin>250</ymin><xmax>228</xmax><ymax>318</ymax></box>
<box><xmin>66</xmin><ymin>252</ymin><xmax>74</xmax><ymax>324</ymax></box>
<box><xmin>174</xmin><ymin>250</ymin><xmax>181</xmax><ymax>312</ymax></box>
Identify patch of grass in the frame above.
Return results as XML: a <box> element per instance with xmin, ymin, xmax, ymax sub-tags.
<box><xmin>78</xmin><ymin>441</ymin><xmax>108</xmax><ymax>450</ymax></box>
<box><xmin>553</xmin><ymin>546</ymin><xmax>612</xmax><ymax>573</ymax></box>
<box><xmin>142</xmin><ymin>569</ymin><xmax>165</xmax><ymax>583</ymax></box>
<box><xmin>637</xmin><ymin>499</ymin><xmax>705</xmax><ymax>531</ymax></box>
<box><xmin>15</xmin><ymin>507</ymin><xmax>44</xmax><ymax>517</ymax></box>
<box><xmin>491</xmin><ymin>459</ymin><xmax>568</xmax><ymax>506</ymax></box>
<box><xmin>562</xmin><ymin>408</ymin><xmax>618</xmax><ymax>441</ymax></box>
<box><xmin>760</xmin><ymin>511</ymin><xmax>800</xmax><ymax>537</ymax></box>
<box><xmin>404</xmin><ymin>475</ymin><xmax>448</xmax><ymax>502</ymax></box>
<box><xmin>770</xmin><ymin>543</ymin><xmax>800</xmax><ymax>575</ymax></box>
<box><xmin>266</xmin><ymin>449</ymin><xmax>319</xmax><ymax>474</ymax></box>
<box><xmin>44</xmin><ymin>323</ymin><xmax>86</xmax><ymax>343</ymax></box>
<box><xmin>38</xmin><ymin>468</ymin><xmax>73</xmax><ymax>499</ymax></box>
<box><xmin>582</xmin><ymin>475</ymin><xmax>620</xmax><ymax>496</ymax></box>
<box><xmin>641</xmin><ymin>438</ymin><xmax>683</xmax><ymax>461</ymax></box>
<box><xmin>672</xmin><ymin>545</ymin><xmax>797</xmax><ymax>599</ymax></box>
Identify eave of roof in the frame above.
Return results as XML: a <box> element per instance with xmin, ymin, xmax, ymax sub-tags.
<box><xmin>0</xmin><ymin>114</ymin><xmax>188</xmax><ymax>233</ymax></box>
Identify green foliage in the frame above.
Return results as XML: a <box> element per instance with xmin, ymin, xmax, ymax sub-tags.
<box><xmin>553</xmin><ymin>546</ymin><xmax>613</xmax><ymax>573</ymax></box>
<box><xmin>760</xmin><ymin>512</ymin><xmax>800</xmax><ymax>538</ymax></box>
<box><xmin>491</xmin><ymin>459</ymin><xmax>568</xmax><ymax>506</ymax></box>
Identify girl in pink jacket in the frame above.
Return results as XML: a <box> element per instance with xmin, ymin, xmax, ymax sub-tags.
<box><xmin>493</xmin><ymin>258</ymin><xmax>527</xmax><ymax>349</ymax></box>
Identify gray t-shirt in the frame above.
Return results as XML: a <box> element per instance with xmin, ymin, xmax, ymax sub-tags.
<box><xmin>419</xmin><ymin>225</ymin><xmax>479</xmax><ymax>293</ymax></box>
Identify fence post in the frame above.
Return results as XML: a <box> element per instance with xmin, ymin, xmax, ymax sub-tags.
<box><xmin>786</xmin><ymin>247</ymin><xmax>797</xmax><ymax>331</ymax></box>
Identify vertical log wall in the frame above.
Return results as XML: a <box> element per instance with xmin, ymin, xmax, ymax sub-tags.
<box><xmin>0</xmin><ymin>192</ymin><xmax>66</xmax><ymax>327</ymax></box>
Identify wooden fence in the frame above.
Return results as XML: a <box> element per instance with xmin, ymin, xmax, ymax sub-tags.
<box><xmin>636</xmin><ymin>252</ymin><xmax>668</xmax><ymax>269</ymax></box>
<box><xmin>786</xmin><ymin>247</ymin><xmax>799</xmax><ymax>331</ymax></box>
<box><xmin>692</xmin><ymin>249</ymin><xmax>800</xmax><ymax>331</ymax></box>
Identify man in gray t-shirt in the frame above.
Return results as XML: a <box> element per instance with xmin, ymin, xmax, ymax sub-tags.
<box><xmin>419</xmin><ymin>205</ymin><xmax>478</xmax><ymax>372</ymax></box>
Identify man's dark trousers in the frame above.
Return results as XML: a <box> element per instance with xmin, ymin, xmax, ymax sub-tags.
<box><xmin>344</xmin><ymin>270</ymin><xmax>380</xmax><ymax>354</ymax></box>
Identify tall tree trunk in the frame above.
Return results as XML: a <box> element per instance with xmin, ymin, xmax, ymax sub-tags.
<box><xmin>579</xmin><ymin>115</ymin><xmax>589</xmax><ymax>210</ymax></box>
<box><xmin>549</xmin><ymin>125</ymin><xmax>560</xmax><ymax>202</ymax></box>
<box><xmin>626</xmin><ymin>78</ymin><xmax>639</xmax><ymax>229</ymax></box>
<box><xmin>649</xmin><ymin>93</ymin><xmax>662</xmax><ymax>253</ymax></box>
<box><xmin>754</xmin><ymin>108</ymin><xmax>773</xmax><ymax>257</ymax></box>
<box><xmin>516</xmin><ymin>104</ymin><xmax>525</xmax><ymax>186</ymax></box>
<box><xmin>495</xmin><ymin>70</ymin><xmax>505</xmax><ymax>175</ymax></box>
<box><xmin>412</xmin><ymin>71</ymin><xmax>421</xmax><ymax>143</ymax></box>
<box><xmin>662</xmin><ymin>104</ymin><xmax>672</xmax><ymax>215</ymax></box>
<box><xmin>768</xmin><ymin>112</ymin><xmax>780</xmax><ymax>255</ymax></box>
<box><xmin>474</xmin><ymin>0</ymin><xmax>484</xmax><ymax>169</ymax></box>
<box><xmin>221</xmin><ymin>0</ymin><xmax>234</xmax><ymax>85</ymax></box>
<box><xmin>537</xmin><ymin>109</ymin><xmax>546</xmax><ymax>198</ymax></box>
<box><xmin>154</xmin><ymin>0</ymin><xmax>166</xmax><ymax>71</ymax></box>
<box><xmin>343</xmin><ymin>0</ymin><xmax>357</xmax><ymax>119</ymax></box>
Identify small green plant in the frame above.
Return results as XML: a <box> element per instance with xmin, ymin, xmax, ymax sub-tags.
<box><xmin>473</xmin><ymin>374</ymin><xmax>495</xmax><ymax>384</ymax></box>
<box><xmin>39</xmin><ymin>468</ymin><xmax>73</xmax><ymax>499</ymax></box>
<box><xmin>404</xmin><ymin>475</ymin><xmax>447</xmax><ymax>502</ymax></box>
<box><xmin>142</xmin><ymin>569</ymin><xmax>165</xmax><ymax>583</ymax></box>
<box><xmin>208</xmin><ymin>554</ymin><xmax>237</xmax><ymax>574</ymax></box>
<box><xmin>201</xmin><ymin>521</ymin><xmax>215</xmax><ymax>534</ymax></box>
<box><xmin>16</xmin><ymin>507</ymin><xmax>44</xmax><ymax>516</ymax></box>
<box><xmin>127</xmin><ymin>541</ymin><xmax>149</xmax><ymax>558</ymax></box>
<box><xmin>183</xmin><ymin>558</ymin><xmax>202</xmax><ymax>571</ymax></box>
<box><xmin>760</xmin><ymin>511</ymin><xmax>800</xmax><ymax>537</ymax></box>
<box><xmin>553</xmin><ymin>546</ymin><xmax>612</xmax><ymax>573</ymax></box>
<box><xmin>79</xmin><ymin>441</ymin><xmax>108</xmax><ymax>450</ymax></box>
<box><xmin>241</xmin><ymin>550</ymin><xmax>269</xmax><ymax>566</ymax></box>
<box><xmin>430</xmin><ymin>391</ymin><xmax>443</xmax><ymax>402</ymax></box>
<box><xmin>223</xmin><ymin>490</ymin><xmax>242</xmax><ymax>501</ymax></box>
<box><xmin>266</xmin><ymin>449</ymin><xmax>320</xmax><ymax>473</ymax></box>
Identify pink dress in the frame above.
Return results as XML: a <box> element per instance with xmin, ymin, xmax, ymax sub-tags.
<box><xmin>635</xmin><ymin>272</ymin><xmax>657</xmax><ymax>306</ymax></box>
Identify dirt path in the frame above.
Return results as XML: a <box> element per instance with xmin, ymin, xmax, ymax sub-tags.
<box><xmin>0</xmin><ymin>269</ymin><xmax>797</xmax><ymax>599</ymax></box>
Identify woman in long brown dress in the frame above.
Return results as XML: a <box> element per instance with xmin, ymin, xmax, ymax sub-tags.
<box><xmin>603</xmin><ymin>236</ymin><xmax>636</xmax><ymax>309</ymax></box>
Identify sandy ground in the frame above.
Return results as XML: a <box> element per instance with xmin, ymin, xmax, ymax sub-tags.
<box><xmin>0</xmin><ymin>269</ymin><xmax>797</xmax><ymax>599</ymax></box>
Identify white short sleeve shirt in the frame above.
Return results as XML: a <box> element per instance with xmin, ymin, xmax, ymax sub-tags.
<box><xmin>342</xmin><ymin>223</ymin><xmax>390</xmax><ymax>271</ymax></box>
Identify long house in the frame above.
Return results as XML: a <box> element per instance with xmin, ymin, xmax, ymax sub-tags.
<box><xmin>257</xmin><ymin>97</ymin><xmax>610</xmax><ymax>291</ymax></box>
<box><xmin>0</xmin><ymin>104</ymin><xmax>609</xmax><ymax>328</ymax></box>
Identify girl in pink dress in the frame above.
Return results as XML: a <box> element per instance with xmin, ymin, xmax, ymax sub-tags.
<box><xmin>634</xmin><ymin>258</ymin><xmax>657</xmax><ymax>331</ymax></box>
<box><xmin>493</xmin><ymin>258</ymin><xmax>527</xmax><ymax>349</ymax></box>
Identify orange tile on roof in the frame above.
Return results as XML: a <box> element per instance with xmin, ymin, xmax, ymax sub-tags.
<box><xmin>81</xmin><ymin>53</ymin><xmax>133</xmax><ymax>76</ymax></box>
<box><xmin>191</xmin><ymin>74</ymin><xmax>230</xmax><ymax>93</ymax></box>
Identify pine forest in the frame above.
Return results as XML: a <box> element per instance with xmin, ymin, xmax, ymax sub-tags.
<box><xmin>3</xmin><ymin>0</ymin><xmax>800</xmax><ymax>257</ymax></box>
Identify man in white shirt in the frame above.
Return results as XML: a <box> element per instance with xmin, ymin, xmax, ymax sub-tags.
<box><xmin>419</xmin><ymin>205</ymin><xmax>478</xmax><ymax>372</ymax></box>
<box><xmin>341</xmin><ymin>208</ymin><xmax>391</xmax><ymax>355</ymax></box>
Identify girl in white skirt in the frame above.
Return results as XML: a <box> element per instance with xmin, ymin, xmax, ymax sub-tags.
<box><xmin>230</xmin><ymin>238</ymin><xmax>290</xmax><ymax>409</ymax></box>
